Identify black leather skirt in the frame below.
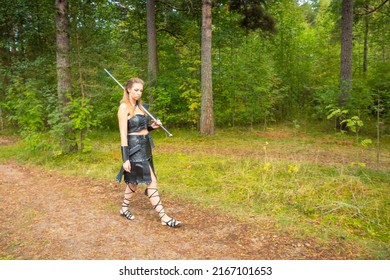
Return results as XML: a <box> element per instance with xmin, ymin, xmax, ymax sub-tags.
<box><xmin>127</xmin><ymin>134</ymin><xmax>152</xmax><ymax>162</ymax></box>
<box><xmin>124</xmin><ymin>134</ymin><xmax>156</xmax><ymax>185</ymax></box>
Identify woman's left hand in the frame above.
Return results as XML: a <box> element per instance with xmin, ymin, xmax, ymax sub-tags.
<box><xmin>151</xmin><ymin>120</ymin><xmax>162</xmax><ymax>129</ymax></box>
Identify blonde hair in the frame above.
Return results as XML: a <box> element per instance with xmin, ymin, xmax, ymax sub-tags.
<box><xmin>120</xmin><ymin>78</ymin><xmax>146</xmax><ymax>117</ymax></box>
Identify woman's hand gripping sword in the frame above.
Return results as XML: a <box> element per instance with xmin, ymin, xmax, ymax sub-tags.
<box><xmin>104</xmin><ymin>68</ymin><xmax>173</xmax><ymax>137</ymax></box>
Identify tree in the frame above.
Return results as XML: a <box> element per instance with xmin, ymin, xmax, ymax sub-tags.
<box><xmin>200</xmin><ymin>0</ymin><xmax>214</xmax><ymax>135</ymax></box>
<box><xmin>356</xmin><ymin>0</ymin><xmax>390</xmax><ymax>76</ymax></box>
<box><xmin>339</xmin><ymin>0</ymin><xmax>354</xmax><ymax>108</ymax></box>
<box><xmin>55</xmin><ymin>0</ymin><xmax>77</xmax><ymax>151</ymax></box>
<box><xmin>1</xmin><ymin>0</ymin><xmax>388</xmax><ymax>135</ymax></box>
<box><xmin>229</xmin><ymin>0</ymin><xmax>276</xmax><ymax>32</ymax></box>
<box><xmin>147</xmin><ymin>0</ymin><xmax>158</xmax><ymax>103</ymax></box>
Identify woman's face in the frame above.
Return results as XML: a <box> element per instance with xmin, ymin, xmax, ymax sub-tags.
<box><xmin>128</xmin><ymin>83</ymin><xmax>143</xmax><ymax>101</ymax></box>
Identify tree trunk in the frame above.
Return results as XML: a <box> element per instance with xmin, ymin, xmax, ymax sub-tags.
<box><xmin>200</xmin><ymin>0</ymin><xmax>214</xmax><ymax>135</ymax></box>
<box><xmin>363</xmin><ymin>3</ymin><xmax>369</xmax><ymax>77</ymax></box>
<box><xmin>76</xmin><ymin>30</ymin><xmax>86</xmax><ymax>151</ymax></box>
<box><xmin>55</xmin><ymin>0</ymin><xmax>77</xmax><ymax>151</ymax></box>
<box><xmin>0</xmin><ymin>106</ymin><xmax>3</xmax><ymax>130</ymax></box>
<box><xmin>339</xmin><ymin>0</ymin><xmax>354</xmax><ymax>108</ymax></box>
<box><xmin>146</xmin><ymin>0</ymin><xmax>158</xmax><ymax>104</ymax></box>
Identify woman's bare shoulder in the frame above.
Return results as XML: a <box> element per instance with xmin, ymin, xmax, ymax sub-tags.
<box><xmin>118</xmin><ymin>103</ymin><xmax>129</xmax><ymax>117</ymax></box>
<box><xmin>118</xmin><ymin>102</ymin><xmax>128</xmax><ymax>111</ymax></box>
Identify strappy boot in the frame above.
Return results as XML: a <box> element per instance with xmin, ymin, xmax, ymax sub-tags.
<box><xmin>119</xmin><ymin>185</ymin><xmax>136</xmax><ymax>220</ymax></box>
<box><xmin>146</xmin><ymin>187</ymin><xmax>181</xmax><ymax>228</ymax></box>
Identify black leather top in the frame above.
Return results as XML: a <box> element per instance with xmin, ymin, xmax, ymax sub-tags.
<box><xmin>128</xmin><ymin>114</ymin><xmax>148</xmax><ymax>133</ymax></box>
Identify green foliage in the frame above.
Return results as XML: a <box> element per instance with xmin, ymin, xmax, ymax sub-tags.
<box><xmin>368</xmin><ymin>62</ymin><xmax>390</xmax><ymax>133</ymax></box>
<box><xmin>150</xmin><ymin>86</ymin><xmax>174</xmax><ymax>123</ymax></box>
<box><xmin>178</xmin><ymin>78</ymin><xmax>201</xmax><ymax>125</ymax></box>
<box><xmin>341</xmin><ymin>115</ymin><xmax>364</xmax><ymax>144</ymax></box>
<box><xmin>312</xmin><ymin>84</ymin><xmax>339</xmax><ymax>119</ymax></box>
<box><xmin>326</xmin><ymin>105</ymin><xmax>349</xmax><ymax>131</ymax></box>
<box><xmin>326</xmin><ymin>107</ymin><xmax>349</xmax><ymax>120</ymax></box>
<box><xmin>1</xmin><ymin>75</ymin><xmax>98</xmax><ymax>153</ymax></box>
<box><xmin>0</xmin><ymin>0</ymin><xmax>389</xmax><ymax>140</ymax></box>
<box><xmin>349</xmin><ymin>80</ymin><xmax>374</xmax><ymax>116</ymax></box>
<box><xmin>65</xmin><ymin>95</ymin><xmax>98</xmax><ymax>152</ymax></box>
<box><xmin>360</xmin><ymin>138</ymin><xmax>372</xmax><ymax>148</ymax></box>
<box><xmin>341</xmin><ymin>116</ymin><xmax>363</xmax><ymax>133</ymax></box>
<box><xmin>3</xmin><ymin>78</ymin><xmax>46</xmax><ymax>134</ymax></box>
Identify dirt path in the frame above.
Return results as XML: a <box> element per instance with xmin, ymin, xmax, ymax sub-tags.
<box><xmin>0</xmin><ymin>161</ymin><xmax>357</xmax><ymax>260</ymax></box>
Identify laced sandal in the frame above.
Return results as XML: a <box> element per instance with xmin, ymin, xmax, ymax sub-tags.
<box><xmin>120</xmin><ymin>201</ymin><xmax>134</xmax><ymax>220</ymax></box>
<box><xmin>147</xmin><ymin>188</ymin><xmax>181</xmax><ymax>228</ymax></box>
<box><xmin>162</xmin><ymin>218</ymin><xmax>182</xmax><ymax>228</ymax></box>
<box><xmin>119</xmin><ymin>186</ymin><xmax>136</xmax><ymax>220</ymax></box>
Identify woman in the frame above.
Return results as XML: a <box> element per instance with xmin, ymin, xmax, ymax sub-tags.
<box><xmin>118</xmin><ymin>77</ymin><xmax>181</xmax><ymax>228</ymax></box>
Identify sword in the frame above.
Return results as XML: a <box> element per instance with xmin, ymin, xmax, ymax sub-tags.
<box><xmin>104</xmin><ymin>68</ymin><xmax>173</xmax><ymax>137</ymax></box>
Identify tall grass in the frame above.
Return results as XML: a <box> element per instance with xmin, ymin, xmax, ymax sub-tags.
<box><xmin>1</xmin><ymin>127</ymin><xmax>389</xmax><ymax>258</ymax></box>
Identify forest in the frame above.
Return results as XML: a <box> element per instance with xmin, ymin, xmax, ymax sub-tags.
<box><xmin>0</xmin><ymin>0</ymin><xmax>389</xmax><ymax>152</ymax></box>
<box><xmin>1</xmin><ymin>1</ymin><xmax>390</xmax><ymax>261</ymax></box>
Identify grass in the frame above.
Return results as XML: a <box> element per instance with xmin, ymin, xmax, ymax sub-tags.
<box><xmin>1</xmin><ymin>126</ymin><xmax>389</xmax><ymax>259</ymax></box>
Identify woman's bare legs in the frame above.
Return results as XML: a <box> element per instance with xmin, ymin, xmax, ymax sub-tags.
<box><xmin>146</xmin><ymin>166</ymin><xmax>181</xmax><ymax>227</ymax></box>
<box><xmin>120</xmin><ymin>184</ymin><xmax>138</xmax><ymax>220</ymax></box>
